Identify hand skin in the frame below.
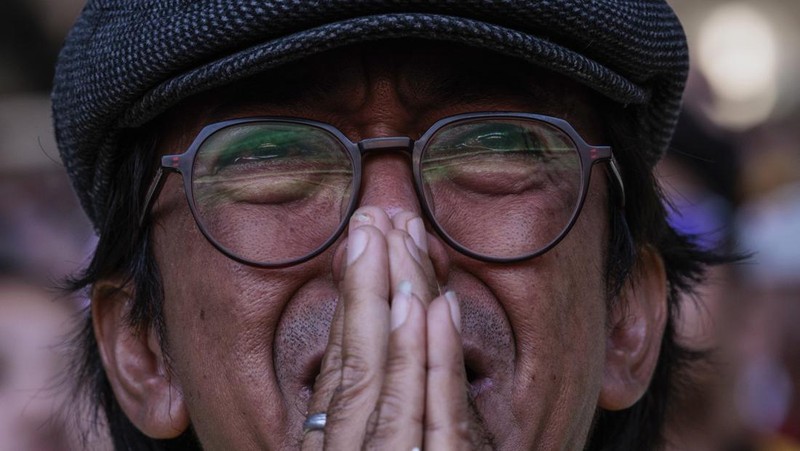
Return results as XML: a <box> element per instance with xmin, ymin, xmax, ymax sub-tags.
<box><xmin>91</xmin><ymin>41</ymin><xmax>668</xmax><ymax>450</ymax></box>
<box><xmin>300</xmin><ymin>207</ymin><xmax>478</xmax><ymax>450</ymax></box>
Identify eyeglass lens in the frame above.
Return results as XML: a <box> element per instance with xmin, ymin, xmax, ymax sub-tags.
<box><xmin>420</xmin><ymin>118</ymin><xmax>581</xmax><ymax>259</ymax></box>
<box><xmin>189</xmin><ymin>118</ymin><xmax>583</xmax><ymax>265</ymax></box>
<box><xmin>191</xmin><ymin>123</ymin><xmax>355</xmax><ymax>264</ymax></box>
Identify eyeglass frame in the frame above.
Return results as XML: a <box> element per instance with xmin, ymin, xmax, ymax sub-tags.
<box><xmin>140</xmin><ymin>111</ymin><xmax>626</xmax><ymax>267</ymax></box>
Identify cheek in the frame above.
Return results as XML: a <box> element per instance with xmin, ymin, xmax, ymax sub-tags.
<box><xmin>495</xmin><ymin>246</ymin><xmax>607</xmax><ymax>444</ymax></box>
<box><xmin>503</xmin><ymin>173</ymin><xmax>609</xmax><ymax>359</ymax></box>
<box><xmin>151</xmin><ymin>189</ymin><xmax>330</xmax><ymax>448</ymax></box>
<box><xmin>478</xmin><ymin>175</ymin><xmax>610</xmax><ymax>445</ymax></box>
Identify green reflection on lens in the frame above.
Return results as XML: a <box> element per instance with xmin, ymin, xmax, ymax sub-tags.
<box><xmin>190</xmin><ymin>121</ymin><xmax>354</xmax><ymax>265</ymax></box>
<box><xmin>420</xmin><ymin>118</ymin><xmax>581</xmax><ymax>258</ymax></box>
<box><xmin>194</xmin><ymin>123</ymin><xmax>351</xmax><ymax>206</ymax></box>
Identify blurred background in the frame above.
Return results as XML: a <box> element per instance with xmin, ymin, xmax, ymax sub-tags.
<box><xmin>1</xmin><ymin>1</ymin><xmax>98</xmax><ymax>450</ymax></box>
<box><xmin>0</xmin><ymin>1</ymin><xmax>798</xmax><ymax>450</ymax></box>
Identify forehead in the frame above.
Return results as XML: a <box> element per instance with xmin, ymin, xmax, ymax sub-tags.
<box><xmin>159</xmin><ymin>40</ymin><xmax>606</xmax><ymax>141</ymax></box>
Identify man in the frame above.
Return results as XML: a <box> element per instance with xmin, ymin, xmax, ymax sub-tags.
<box><xmin>53</xmin><ymin>1</ymin><xmax>720</xmax><ymax>449</ymax></box>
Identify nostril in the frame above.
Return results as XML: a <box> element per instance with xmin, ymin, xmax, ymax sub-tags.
<box><xmin>303</xmin><ymin>356</ymin><xmax>323</xmax><ymax>393</ymax></box>
<box><xmin>464</xmin><ymin>361</ymin><xmax>493</xmax><ymax>399</ymax></box>
<box><xmin>465</xmin><ymin>364</ymin><xmax>478</xmax><ymax>384</ymax></box>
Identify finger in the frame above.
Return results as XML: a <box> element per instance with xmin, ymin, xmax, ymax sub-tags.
<box><xmin>393</xmin><ymin>211</ymin><xmax>451</xmax><ymax>287</ymax></box>
<box><xmin>386</xmin><ymin>229</ymin><xmax>437</xmax><ymax>306</ymax></box>
<box><xmin>301</xmin><ymin>211</ymin><xmax>389</xmax><ymax>450</ymax></box>
<box><xmin>391</xmin><ymin>212</ymin><xmax>436</xmax><ymax>281</ymax></box>
<box><xmin>322</xmin><ymin>224</ymin><xmax>392</xmax><ymax>449</ymax></box>
<box><xmin>301</xmin><ymin>288</ymin><xmax>345</xmax><ymax>450</ymax></box>
<box><xmin>425</xmin><ymin>291</ymin><xmax>476</xmax><ymax>449</ymax></box>
<box><xmin>391</xmin><ymin>211</ymin><xmax>428</xmax><ymax>256</ymax></box>
<box><xmin>387</xmin><ymin>211</ymin><xmax>439</xmax><ymax>305</ymax></box>
<box><xmin>363</xmin><ymin>285</ymin><xmax>427</xmax><ymax>450</ymax></box>
<box><xmin>355</xmin><ymin>205</ymin><xmax>394</xmax><ymax>236</ymax></box>
<box><xmin>391</xmin><ymin>212</ymin><xmax>440</xmax><ymax>300</ymax></box>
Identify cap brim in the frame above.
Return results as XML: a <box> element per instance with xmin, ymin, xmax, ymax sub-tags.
<box><xmin>121</xmin><ymin>13</ymin><xmax>649</xmax><ymax>128</ymax></box>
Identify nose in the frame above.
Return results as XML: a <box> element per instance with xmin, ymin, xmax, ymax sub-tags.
<box><xmin>358</xmin><ymin>149</ymin><xmax>421</xmax><ymax>218</ymax></box>
<box><xmin>329</xmin><ymin>146</ymin><xmax>451</xmax><ymax>286</ymax></box>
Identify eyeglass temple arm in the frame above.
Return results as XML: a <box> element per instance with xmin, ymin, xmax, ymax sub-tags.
<box><xmin>591</xmin><ymin>145</ymin><xmax>625</xmax><ymax>209</ymax></box>
<box><xmin>607</xmin><ymin>154</ymin><xmax>626</xmax><ymax>208</ymax></box>
<box><xmin>139</xmin><ymin>165</ymin><xmax>170</xmax><ymax>227</ymax></box>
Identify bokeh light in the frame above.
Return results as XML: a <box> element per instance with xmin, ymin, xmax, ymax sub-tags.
<box><xmin>697</xmin><ymin>3</ymin><xmax>779</xmax><ymax>129</ymax></box>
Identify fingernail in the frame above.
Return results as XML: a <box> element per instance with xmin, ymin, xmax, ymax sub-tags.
<box><xmin>445</xmin><ymin>291</ymin><xmax>461</xmax><ymax>333</ymax></box>
<box><xmin>408</xmin><ymin>217</ymin><xmax>428</xmax><ymax>254</ymax></box>
<box><xmin>347</xmin><ymin>228</ymin><xmax>368</xmax><ymax>265</ymax></box>
<box><xmin>351</xmin><ymin>211</ymin><xmax>372</xmax><ymax>228</ymax></box>
<box><xmin>397</xmin><ymin>280</ymin><xmax>412</xmax><ymax>296</ymax></box>
<box><xmin>404</xmin><ymin>235</ymin><xmax>422</xmax><ymax>265</ymax></box>
<box><xmin>392</xmin><ymin>281</ymin><xmax>413</xmax><ymax>330</ymax></box>
<box><xmin>391</xmin><ymin>292</ymin><xmax>411</xmax><ymax>331</ymax></box>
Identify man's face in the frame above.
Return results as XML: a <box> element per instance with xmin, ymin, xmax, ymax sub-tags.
<box><xmin>128</xmin><ymin>43</ymin><xmax>621</xmax><ymax>448</ymax></box>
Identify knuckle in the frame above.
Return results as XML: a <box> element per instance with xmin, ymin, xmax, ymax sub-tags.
<box><xmin>314</xmin><ymin>361</ymin><xmax>340</xmax><ymax>391</ymax></box>
<box><xmin>381</xmin><ymin>385</ymin><xmax>419</xmax><ymax>424</ymax></box>
<box><xmin>328</xmin><ymin>354</ymin><xmax>378</xmax><ymax>410</ymax></box>
<box><xmin>366</xmin><ymin>376</ymin><xmax>426</xmax><ymax>445</ymax></box>
<box><xmin>340</xmin><ymin>281</ymin><xmax>384</xmax><ymax>305</ymax></box>
<box><xmin>312</xmin><ymin>348</ymin><xmax>343</xmax><ymax>390</ymax></box>
<box><xmin>340</xmin><ymin>353</ymin><xmax>376</xmax><ymax>388</ymax></box>
<box><xmin>363</xmin><ymin>408</ymin><xmax>393</xmax><ymax>447</ymax></box>
<box><xmin>321</xmin><ymin>344</ymin><xmax>343</xmax><ymax>370</ymax></box>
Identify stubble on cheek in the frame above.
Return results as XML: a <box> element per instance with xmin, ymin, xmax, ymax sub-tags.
<box><xmin>272</xmin><ymin>281</ymin><xmax>338</xmax><ymax>410</ymax></box>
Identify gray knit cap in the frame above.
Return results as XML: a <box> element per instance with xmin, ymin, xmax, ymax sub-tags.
<box><xmin>52</xmin><ymin>0</ymin><xmax>689</xmax><ymax>228</ymax></box>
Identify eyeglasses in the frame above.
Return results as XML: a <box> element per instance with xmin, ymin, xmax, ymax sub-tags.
<box><xmin>141</xmin><ymin>112</ymin><xmax>625</xmax><ymax>267</ymax></box>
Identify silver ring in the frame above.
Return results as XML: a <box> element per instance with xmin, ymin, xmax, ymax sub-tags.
<box><xmin>303</xmin><ymin>412</ymin><xmax>327</xmax><ymax>433</ymax></box>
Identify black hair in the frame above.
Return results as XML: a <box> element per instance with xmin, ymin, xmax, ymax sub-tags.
<box><xmin>66</xmin><ymin>126</ymin><xmax>201</xmax><ymax>450</ymax></box>
<box><xmin>65</xmin><ymin>101</ymin><xmax>733</xmax><ymax>450</ymax></box>
<box><xmin>585</xmin><ymin>102</ymin><xmax>734</xmax><ymax>450</ymax></box>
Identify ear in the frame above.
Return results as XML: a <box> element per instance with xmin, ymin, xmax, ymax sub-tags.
<box><xmin>92</xmin><ymin>279</ymin><xmax>190</xmax><ymax>438</ymax></box>
<box><xmin>598</xmin><ymin>247</ymin><xmax>668</xmax><ymax>411</ymax></box>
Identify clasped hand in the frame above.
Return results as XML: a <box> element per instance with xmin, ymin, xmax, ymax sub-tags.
<box><xmin>300</xmin><ymin>206</ymin><xmax>488</xmax><ymax>450</ymax></box>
